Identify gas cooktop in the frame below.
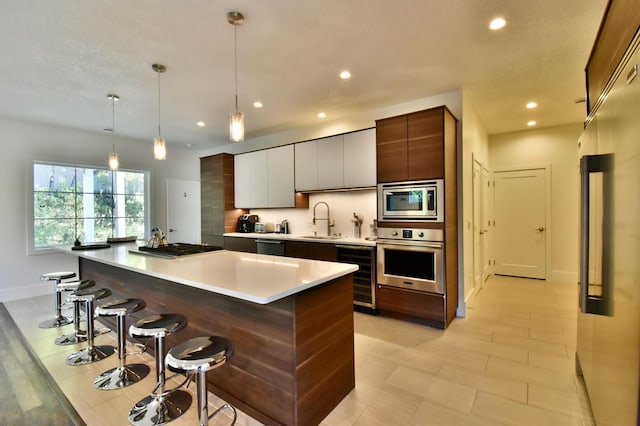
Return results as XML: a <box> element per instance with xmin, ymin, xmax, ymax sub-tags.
<box><xmin>136</xmin><ymin>243</ymin><xmax>223</xmax><ymax>258</ymax></box>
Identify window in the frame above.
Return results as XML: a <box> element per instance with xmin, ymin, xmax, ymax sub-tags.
<box><xmin>32</xmin><ymin>162</ymin><xmax>149</xmax><ymax>249</ymax></box>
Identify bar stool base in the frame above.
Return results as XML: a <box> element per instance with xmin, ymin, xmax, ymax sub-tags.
<box><xmin>38</xmin><ymin>317</ymin><xmax>72</xmax><ymax>329</ymax></box>
<box><xmin>55</xmin><ymin>327</ymin><xmax>111</xmax><ymax>346</ymax></box>
<box><xmin>128</xmin><ymin>390</ymin><xmax>192</xmax><ymax>426</ymax></box>
<box><xmin>94</xmin><ymin>364</ymin><xmax>151</xmax><ymax>390</ymax></box>
<box><xmin>65</xmin><ymin>345</ymin><xmax>115</xmax><ymax>366</ymax></box>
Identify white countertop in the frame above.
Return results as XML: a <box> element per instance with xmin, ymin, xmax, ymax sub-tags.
<box><xmin>56</xmin><ymin>243</ymin><xmax>358</xmax><ymax>305</ymax></box>
<box><xmin>224</xmin><ymin>232</ymin><xmax>377</xmax><ymax>246</ymax></box>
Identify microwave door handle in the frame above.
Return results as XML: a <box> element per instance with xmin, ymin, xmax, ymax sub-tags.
<box><xmin>579</xmin><ymin>153</ymin><xmax>613</xmax><ymax>316</ymax></box>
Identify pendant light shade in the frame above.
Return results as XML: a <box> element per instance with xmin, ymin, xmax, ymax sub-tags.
<box><xmin>230</xmin><ymin>111</ymin><xmax>244</xmax><ymax>142</ymax></box>
<box><xmin>154</xmin><ymin>137</ymin><xmax>166</xmax><ymax>160</ymax></box>
<box><xmin>228</xmin><ymin>11</ymin><xmax>245</xmax><ymax>142</ymax></box>
<box><xmin>152</xmin><ymin>63</ymin><xmax>167</xmax><ymax>160</ymax></box>
<box><xmin>108</xmin><ymin>145</ymin><xmax>120</xmax><ymax>170</ymax></box>
<box><xmin>105</xmin><ymin>93</ymin><xmax>120</xmax><ymax>170</ymax></box>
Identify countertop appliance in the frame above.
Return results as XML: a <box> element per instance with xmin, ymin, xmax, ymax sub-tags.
<box><xmin>376</xmin><ymin>227</ymin><xmax>444</xmax><ymax>294</ymax></box>
<box><xmin>255</xmin><ymin>222</ymin><xmax>275</xmax><ymax>233</ymax></box>
<box><xmin>237</xmin><ymin>214</ymin><xmax>258</xmax><ymax>233</ymax></box>
<box><xmin>576</xmin><ymin>32</ymin><xmax>640</xmax><ymax>425</ymax></box>
<box><xmin>276</xmin><ymin>219</ymin><xmax>289</xmax><ymax>234</ymax></box>
<box><xmin>378</xmin><ymin>180</ymin><xmax>444</xmax><ymax>222</ymax></box>
<box><xmin>135</xmin><ymin>243</ymin><xmax>223</xmax><ymax>259</ymax></box>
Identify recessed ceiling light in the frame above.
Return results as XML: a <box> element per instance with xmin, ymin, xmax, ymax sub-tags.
<box><xmin>339</xmin><ymin>70</ymin><xmax>351</xmax><ymax>79</ymax></box>
<box><xmin>489</xmin><ymin>17</ymin><xmax>506</xmax><ymax>30</ymax></box>
<box><xmin>253</xmin><ymin>101</ymin><xmax>263</xmax><ymax>108</ymax></box>
<box><xmin>526</xmin><ymin>101</ymin><xmax>538</xmax><ymax>109</ymax></box>
<box><xmin>318</xmin><ymin>112</ymin><xmax>327</xmax><ymax>119</ymax></box>
<box><xmin>196</xmin><ymin>121</ymin><xmax>205</xmax><ymax>127</ymax></box>
<box><xmin>527</xmin><ymin>120</ymin><xmax>537</xmax><ymax>126</ymax></box>
<box><xmin>186</xmin><ymin>143</ymin><xmax>194</xmax><ymax>147</ymax></box>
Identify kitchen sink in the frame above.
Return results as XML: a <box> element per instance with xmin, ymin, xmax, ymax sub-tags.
<box><xmin>301</xmin><ymin>235</ymin><xmax>343</xmax><ymax>240</ymax></box>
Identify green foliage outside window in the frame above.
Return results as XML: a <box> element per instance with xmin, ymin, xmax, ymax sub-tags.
<box><xmin>33</xmin><ymin>163</ymin><xmax>147</xmax><ymax>248</ymax></box>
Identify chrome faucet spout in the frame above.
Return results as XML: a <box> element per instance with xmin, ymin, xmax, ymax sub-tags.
<box><xmin>312</xmin><ymin>201</ymin><xmax>332</xmax><ymax>236</ymax></box>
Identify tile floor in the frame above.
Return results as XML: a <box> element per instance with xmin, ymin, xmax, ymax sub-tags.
<box><xmin>5</xmin><ymin>275</ymin><xmax>594</xmax><ymax>426</ymax></box>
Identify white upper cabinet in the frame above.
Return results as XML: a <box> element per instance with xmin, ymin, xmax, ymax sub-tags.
<box><xmin>294</xmin><ymin>140</ymin><xmax>319</xmax><ymax>192</ymax></box>
<box><xmin>294</xmin><ymin>129</ymin><xmax>375</xmax><ymax>191</ymax></box>
<box><xmin>267</xmin><ymin>145</ymin><xmax>295</xmax><ymax>208</ymax></box>
<box><xmin>234</xmin><ymin>145</ymin><xmax>294</xmax><ymax>208</ymax></box>
<box><xmin>317</xmin><ymin>135</ymin><xmax>344</xmax><ymax>189</ymax></box>
<box><xmin>343</xmin><ymin>128</ymin><xmax>376</xmax><ymax>188</ymax></box>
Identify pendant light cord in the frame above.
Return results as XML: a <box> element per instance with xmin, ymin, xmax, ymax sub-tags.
<box><xmin>111</xmin><ymin>96</ymin><xmax>115</xmax><ymax>132</ymax></box>
<box><xmin>157</xmin><ymin>70</ymin><xmax>162</xmax><ymax>139</ymax></box>
<box><xmin>234</xmin><ymin>24</ymin><xmax>239</xmax><ymax>112</ymax></box>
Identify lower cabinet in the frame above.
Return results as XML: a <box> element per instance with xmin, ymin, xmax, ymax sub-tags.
<box><xmin>223</xmin><ymin>236</ymin><xmax>257</xmax><ymax>253</ymax></box>
<box><xmin>377</xmin><ymin>285</ymin><xmax>445</xmax><ymax>329</ymax></box>
<box><xmin>284</xmin><ymin>240</ymin><xmax>336</xmax><ymax>261</ymax></box>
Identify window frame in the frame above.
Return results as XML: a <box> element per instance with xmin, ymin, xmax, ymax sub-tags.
<box><xmin>28</xmin><ymin>160</ymin><xmax>150</xmax><ymax>255</ymax></box>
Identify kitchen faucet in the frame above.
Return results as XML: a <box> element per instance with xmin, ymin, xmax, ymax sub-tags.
<box><xmin>312</xmin><ymin>201</ymin><xmax>334</xmax><ymax>237</ymax></box>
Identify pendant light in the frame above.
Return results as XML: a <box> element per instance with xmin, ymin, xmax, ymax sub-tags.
<box><xmin>105</xmin><ymin>93</ymin><xmax>120</xmax><ymax>170</ymax></box>
<box><xmin>228</xmin><ymin>11</ymin><xmax>245</xmax><ymax>142</ymax></box>
<box><xmin>152</xmin><ymin>63</ymin><xmax>167</xmax><ymax>160</ymax></box>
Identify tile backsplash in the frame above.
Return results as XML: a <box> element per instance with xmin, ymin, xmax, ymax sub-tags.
<box><xmin>249</xmin><ymin>190</ymin><xmax>377</xmax><ymax>238</ymax></box>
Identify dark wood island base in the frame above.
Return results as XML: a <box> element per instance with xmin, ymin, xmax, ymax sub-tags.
<box><xmin>79</xmin><ymin>258</ymin><xmax>355</xmax><ymax>426</ymax></box>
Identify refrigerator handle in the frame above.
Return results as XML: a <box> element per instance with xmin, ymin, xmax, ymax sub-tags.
<box><xmin>579</xmin><ymin>153</ymin><xmax>613</xmax><ymax>316</ymax></box>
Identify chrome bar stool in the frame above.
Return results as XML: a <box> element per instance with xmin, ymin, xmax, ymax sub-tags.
<box><xmin>128</xmin><ymin>313</ymin><xmax>191</xmax><ymax>426</ymax></box>
<box><xmin>39</xmin><ymin>271</ymin><xmax>77</xmax><ymax>328</ymax></box>
<box><xmin>65</xmin><ymin>288</ymin><xmax>115</xmax><ymax>366</ymax></box>
<box><xmin>94</xmin><ymin>298</ymin><xmax>150</xmax><ymax>390</ymax></box>
<box><xmin>166</xmin><ymin>336</ymin><xmax>237</xmax><ymax>426</ymax></box>
<box><xmin>54</xmin><ymin>280</ymin><xmax>99</xmax><ymax>345</ymax></box>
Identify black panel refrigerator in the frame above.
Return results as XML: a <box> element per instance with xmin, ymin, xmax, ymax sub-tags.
<box><xmin>577</xmin><ymin>31</ymin><xmax>640</xmax><ymax>425</ymax></box>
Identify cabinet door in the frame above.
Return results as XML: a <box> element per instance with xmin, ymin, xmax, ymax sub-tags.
<box><xmin>267</xmin><ymin>145</ymin><xmax>295</xmax><ymax>208</ymax></box>
<box><xmin>251</xmin><ymin>150</ymin><xmax>270</xmax><ymax>208</ymax></box>
<box><xmin>376</xmin><ymin>115</ymin><xmax>408</xmax><ymax>183</ymax></box>
<box><xmin>318</xmin><ymin>135</ymin><xmax>344</xmax><ymax>189</ymax></box>
<box><xmin>234</xmin><ymin>153</ymin><xmax>253</xmax><ymax>208</ymax></box>
<box><xmin>408</xmin><ymin>108</ymin><xmax>444</xmax><ymax>180</ymax></box>
<box><xmin>294</xmin><ymin>140</ymin><xmax>318</xmax><ymax>191</ymax></box>
<box><xmin>344</xmin><ymin>128</ymin><xmax>376</xmax><ymax>188</ymax></box>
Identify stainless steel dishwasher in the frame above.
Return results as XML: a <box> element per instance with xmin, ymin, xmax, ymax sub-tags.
<box><xmin>256</xmin><ymin>239</ymin><xmax>285</xmax><ymax>256</ymax></box>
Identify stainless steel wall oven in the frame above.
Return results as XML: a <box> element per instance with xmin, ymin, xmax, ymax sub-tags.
<box><xmin>376</xmin><ymin>228</ymin><xmax>444</xmax><ymax>294</ymax></box>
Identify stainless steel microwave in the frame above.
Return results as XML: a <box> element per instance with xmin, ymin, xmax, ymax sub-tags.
<box><xmin>377</xmin><ymin>180</ymin><xmax>444</xmax><ymax>221</ymax></box>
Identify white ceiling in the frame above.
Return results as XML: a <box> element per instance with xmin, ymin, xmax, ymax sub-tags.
<box><xmin>0</xmin><ymin>1</ymin><xmax>606</xmax><ymax>150</ymax></box>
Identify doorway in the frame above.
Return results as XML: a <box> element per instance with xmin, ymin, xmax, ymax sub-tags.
<box><xmin>166</xmin><ymin>179</ymin><xmax>201</xmax><ymax>244</ymax></box>
<box><xmin>472</xmin><ymin>157</ymin><xmax>491</xmax><ymax>297</ymax></box>
<box><xmin>493</xmin><ymin>167</ymin><xmax>548</xmax><ymax>279</ymax></box>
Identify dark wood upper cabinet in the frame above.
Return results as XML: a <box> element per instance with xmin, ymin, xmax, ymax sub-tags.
<box><xmin>375</xmin><ymin>114</ymin><xmax>408</xmax><ymax>182</ymax></box>
<box><xmin>408</xmin><ymin>108</ymin><xmax>445</xmax><ymax>180</ymax></box>
<box><xmin>376</xmin><ymin>105</ymin><xmax>454</xmax><ymax>183</ymax></box>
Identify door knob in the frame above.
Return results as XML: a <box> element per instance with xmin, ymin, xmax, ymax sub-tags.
<box><xmin>169</xmin><ymin>228</ymin><xmax>177</xmax><ymax>232</ymax></box>
<box><xmin>536</xmin><ymin>227</ymin><xmax>545</xmax><ymax>232</ymax></box>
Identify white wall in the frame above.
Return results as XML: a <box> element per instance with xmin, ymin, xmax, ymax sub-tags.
<box><xmin>489</xmin><ymin>123</ymin><xmax>582</xmax><ymax>283</ymax></box>
<box><xmin>461</xmin><ymin>94</ymin><xmax>490</xmax><ymax>311</ymax></box>
<box><xmin>0</xmin><ymin>117</ymin><xmax>201</xmax><ymax>301</ymax></box>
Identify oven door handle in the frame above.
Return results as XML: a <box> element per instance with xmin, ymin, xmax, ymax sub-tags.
<box><xmin>378</xmin><ymin>241</ymin><xmax>443</xmax><ymax>250</ymax></box>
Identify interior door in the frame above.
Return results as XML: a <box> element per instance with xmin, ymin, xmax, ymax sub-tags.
<box><xmin>166</xmin><ymin>179</ymin><xmax>201</xmax><ymax>244</ymax></box>
<box><xmin>472</xmin><ymin>160</ymin><xmax>483</xmax><ymax>292</ymax></box>
<box><xmin>482</xmin><ymin>166</ymin><xmax>491</xmax><ymax>281</ymax></box>
<box><xmin>493</xmin><ymin>168</ymin><xmax>547</xmax><ymax>279</ymax></box>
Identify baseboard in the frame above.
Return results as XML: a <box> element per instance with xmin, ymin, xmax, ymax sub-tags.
<box><xmin>549</xmin><ymin>270</ymin><xmax>578</xmax><ymax>283</ymax></box>
<box><xmin>0</xmin><ymin>283</ymin><xmax>50</xmax><ymax>302</ymax></box>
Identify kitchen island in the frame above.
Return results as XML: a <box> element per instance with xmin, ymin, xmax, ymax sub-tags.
<box><xmin>58</xmin><ymin>243</ymin><xmax>357</xmax><ymax>426</ymax></box>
